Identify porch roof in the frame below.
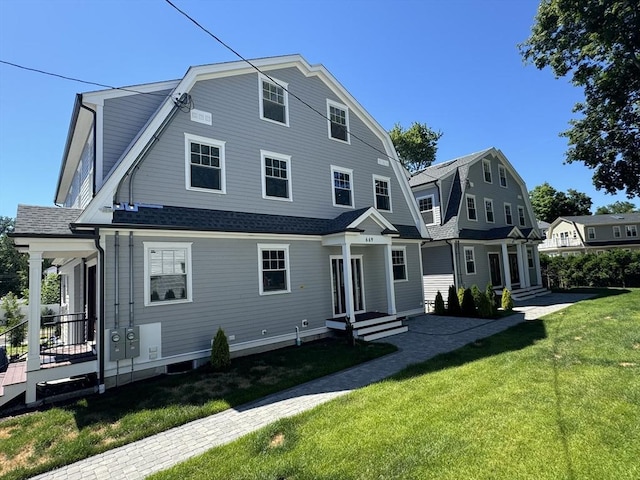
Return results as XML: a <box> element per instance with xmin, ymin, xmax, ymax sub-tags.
<box><xmin>109</xmin><ymin>205</ymin><xmax>424</xmax><ymax>239</ymax></box>
<box><xmin>13</xmin><ymin>205</ymin><xmax>85</xmax><ymax>237</ymax></box>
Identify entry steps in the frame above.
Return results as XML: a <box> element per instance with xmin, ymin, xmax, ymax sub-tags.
<box><xmin>326</xmin><ymin>312</ymin><xmax>408</xmax><ymax>341</ymax></box>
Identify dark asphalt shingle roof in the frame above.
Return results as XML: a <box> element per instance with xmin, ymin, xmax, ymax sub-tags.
<box><xmin>558</xmin><ymin>213</ymin><xmax>640</xmax><ymax>226</ymax></box>
<box><xmin>13</xmin><ymin>205</ymin><xmax>84</xmax><ymax>236</ymax></box>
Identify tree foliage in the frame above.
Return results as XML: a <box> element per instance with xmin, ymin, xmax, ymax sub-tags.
<box><xmin>520</xmin><ymin>0</ymin><xmax>640</xmax><ymax>198</ymax></box>
<box><xmin>541</xmin><ymin>250</ymin><xmax>640</xmax><ymax>288</ymax></box>
<box><xmin>594</xmin><ymin>201</ymin><xmax>638</xmax><ymax>214</ymax></box>
<box><xmin>0</xmin><ymin>217</ymin><xmax>27</xmax><ymax>298</ymax></box>
<box><xmin>41</xmin><ymin>273</ymin><xmax>61</xmax><ymax>305</ymax></box>
<box><xmin>529</xmin><ymin>182</ymin><xmax>593</xmax><ymax>222</ymax></box>
<box><xmin>389</xmin><ymin>122</ymin><xmax>442</xmax><ymax>174</ymax></box>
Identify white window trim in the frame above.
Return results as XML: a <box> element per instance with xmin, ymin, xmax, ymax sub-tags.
<box><xmin>326</xmin><ymin>99</ymin><xmax>350</xmax><ymax>144</ymax></box>
<box><xmin>260</xmin><ymin>150</ymin><xmax>292</xmax><ymax>202</ymax></box>
<box><xmin>331</xmin><ymin>165</ymin><xmax>355</xmax><ymax>208</ymax></box>
<box><xmin>484</xmin><ymin>198</ymin><xmax>495</xmax><ymax>223</ymax></box>
<box><xmin>143</xmin><ymin>242</ymin><xmax>193</xmax><ymax>307</ymax></box>
<box><xmin>392</xmin><ymin>246</ymin><xmax>408</xmax><ymax>283</ymax></box>
<box><xmin>518</xmin><ymin>205</ymin><xmax>526</xmax><ymax>227</ymax></box>
<box><xmin>613</xmin><ymin>226</ymin><xmax>621</xmax><ymax>238</ymax></box>
<box><xmin>184</xmin><ymin>133</ymin><xmax>226</xmax><ymax>194</ymax></box>
<box><xmin>372</xmin><ymin>174</ymin><xmax>392</xmax><ymax>212</ymax></box>
<box><xmin>626</xmin><ymin>225</ymin><xmax>638</xmax><ymax>237</ymax></box>
<box><xmin>482</xmin><ymin>159</ymin><xmax>493</xmax><ymax>184</ymax></box>
<box><xmin>258</xmin><ymin>244</ymin><xmax>291</xmax><ymax>295</ymax></box>
<box><xmin>258</xmin><ymin>73</ymin><xmax>289</xmax><ymax>127</ymax></box>
<box><xmin>464</xmin><ymin>246</ymin><xmax>476</xmax><ymax>275</ymax></box>
<box><xmin>498</xmin><ymin>165</ymin><xmax>508</xmax><ymax>188</ymax></box>
<box><xmin>587</xmin><ymin>227</ymin><xmax>596</xmax><ymax>239</ymax></box>
<box><xmin>418</xmin><ymin>194</ymin><xmax>436</xmax><ymax>225</ymax></box>
<box><xmin>466</xmin><ymin>194</ymin><xmax>478</xmax><ymax>222</ymax></box>
<box><xmin>504</xmin><ymin>202</ymin><xmax>513</xmax><ymax>225</ymax></box>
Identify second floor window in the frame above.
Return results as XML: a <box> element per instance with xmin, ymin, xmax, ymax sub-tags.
<box><xmin>505</xmin><ymin>203</ymin><xmax>513</xmax><ymax>225</ymax></box>
<box><xmin>261</xmin><ymin>151</ymin><xmax>291</xmax><ymax>201</ymax></box>
<box><xmin>260</xmin><ymin>75</ymin><xmax>289</xmax><ymax>125</ymax></box>
<box><xmin>588</xmin><ymin>227</ymin><xmax>596</xmax><ymax>239</ymax></box>
<box><xmin>419</xmin><ymin>195</ymin><xmax>435</xmax><ymax>224</ymax></box>
<box><xmin>613</xmin><ymin>226</ymin><xmax>621</xmax><ymax>238</ymax></box>
<box><xmin>485</xmin><ymin>198</ymin><xmax>494</xmax><ymax>223</ymax></box>
<box><xmin>327</xmin><ymin>100</ymin><xmax>349</xmax><ymax>142</ymax></box>
<box><xmin>626</xmin><ymin>225</ymin><xmax>638</xmax><ymax>237</ymax></box>
<box><xmin>373</xmin><ymin>176</ymin><xmax>391</xmax><ymax>211</ymax></box>
<box><xmin>518</xmin><ymin>206</ymin><xmax>526</xmax><ymax>227</ymax></box>
<box><xmin>466</xmin><ymin>194</ymin><xmax>477</xmax><ymax>221</ymax></box>
<box><xmin>332</xmin><ymin>166</ymin><xmax>353</xmax><ymax>207</ymax></box>
<box><xmin>185</xmin><ymin>134</ymin><xmax>226</xmax><ymax>193</ymax></box>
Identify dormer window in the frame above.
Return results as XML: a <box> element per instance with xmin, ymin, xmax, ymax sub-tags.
<box><xmin>260</xmin><ymin>74</ymin><xmax>289</xmax><ymax>126</ymax></box>
<box><xmin>498</xmin><ymin>165</ymin><xmax>507</xmax><ymax>188</ymax></box>
<box><xmin>483</xmin><ymin>159</ymin><xmax>492</xmax><ymax>183</ymax></box>
<box><xmin>327</xmin><ymin>100</ymin><xmax>349</xmax><ymax>143</ymax></box>
<box><xmin>466</xmin><ymin>194</ymin><xmax>477</xmax><ymax>221</ymax></box>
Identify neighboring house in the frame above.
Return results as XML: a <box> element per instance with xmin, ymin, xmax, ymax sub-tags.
<box><xmin>6</xmin><ymin>55</ymin><xmax>428</xmax><ymax>407</ymax></box>
<box><xmin>409</xmin><ymin>147</ymin><xmax>547</xmax><ymax>306</ymax></box>
<box><xmin>537</xmin><ymin>220</ymin><xmax>550</xmax><ymax>240</ymax></box>
<box><xmin>539</xmin><ymin>213</ymin><xmax>640</xmax><ymax>256</ymax></box>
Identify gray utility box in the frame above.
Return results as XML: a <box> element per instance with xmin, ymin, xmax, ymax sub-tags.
<box><xmin>109</xmin><ymin>326</ymin><xmax>141</xmax><ymax>361</ymax></box>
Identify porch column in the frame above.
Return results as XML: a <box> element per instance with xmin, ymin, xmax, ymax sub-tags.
<box><xmin>341</xmin><ymin>243</ymin><xmax>355</xmax><ymax>322</ymax></box>
<box><xmin>517</xmin><ymin>243</ymin><xmax>529</xmax><ymax>288</ymax></box>
<box><xmin>501</xmin><ymin>242</ymin><xmax>512</xmax><ymax>290</ymax></box>
<box><xmin>26</xmin><ymin>251</ymin><xmax>43</xmax><ymax>405</ymax></box>
<box><xmin>383</xmin><ymin>244</ymin><xmax>397</xmax><ymax>315</ymax></box>
<box><xmin>532</xmin><ymin>246</ymin><xmax>543</xmax><ymax>286</ymax></box>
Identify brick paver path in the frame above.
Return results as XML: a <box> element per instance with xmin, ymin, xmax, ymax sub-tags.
<box><xmin>32</xmin><ymin>293</ymin><xmax>593</xmax><ymax>480</ymax></box>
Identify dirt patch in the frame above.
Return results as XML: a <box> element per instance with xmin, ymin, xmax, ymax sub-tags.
<box><xmin>619</xmin><ymin>362</ymin><xmax>637</xmax><ymax>368</ymax></box>
<box><xmin>0</xmin><ymin>425</ymin><xmax>16</xmax><ymax>439</ymax></box>
<box><xmin>632</xmin><ymin>343</ymin><xmax>640</xmax><ymax>350</ymax></box>
<box><xmin>269</xmin><ymin>432</ymin><xmax>285</xmax><ymax>448</ymax></box>
<box><xmin>0</xmin><ymin>444</ymin><xmax>45</xmax><ymax>476</ymax></box>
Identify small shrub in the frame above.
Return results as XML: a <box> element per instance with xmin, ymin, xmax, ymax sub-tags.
<box><xmin>477</xmin><ymin>293</ymin><xmax>493</xmax><ymax>318</ymax></box>
<box><xmin>434</xmin><ymin>290</ymin><xmax>446</xmax><ymax>315</ymax></box>
<box><xmin>447</xmin><ymin>285</ymin><xmax>461</xmax><ymax>316</ymax></box>
<box><xmin>501</xmin><ymin>288</ymin><xmax>514</xmax><ymax>311</ymax></box>
<box><xmin>2</xmin><ymin>293</ymin><xmax>26</xmax><ymax>347</ymax></box>
<box><xmin>211</xmin><ymin>327</ymin><xmax>231</xmax><ymax>370</ymax></box>
<box><xmin>470</xmin><ymin>285</ymin><xmax>482</xmax><ymax>307</ymax></box>
<box><xmin>485</xmin><ymin>283</ymin><xmax>497</xmax><ymax>316</ymax></box>
<box><xmin>460</xmin><ymin>288</ymin><xmax>477</xmax><ymax>317</ymax></box>
<box><xmin>457</xmin><ymin>287</ymin><xmax>465</xmax><ymax>307</ymax></box>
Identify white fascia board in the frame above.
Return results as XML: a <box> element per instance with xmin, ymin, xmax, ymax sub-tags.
<box><xmin>100</xmin><ymin>228</ymin><xmax>323</xmax><ymax>242</ymax></box>
<box><xmin>80</xmin><ymin>80</ymin><xmax>181</xmax><ymax>105</ymax></box>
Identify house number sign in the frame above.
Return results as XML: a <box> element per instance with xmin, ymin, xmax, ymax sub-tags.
<box><xmin>365</xmin><ymin>236</ymin><xmax>375</xmax><ymax>243</ymax></box>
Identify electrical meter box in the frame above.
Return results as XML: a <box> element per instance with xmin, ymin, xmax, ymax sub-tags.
<box><xmin>110</xmin><ymin>329</ymin><xmax>126</xmax><ymax>361</ymax></box>
<box><xmin>125</xmin><ymin>326</ymin><xmax>140</xmax><ymax>359</ymax></box>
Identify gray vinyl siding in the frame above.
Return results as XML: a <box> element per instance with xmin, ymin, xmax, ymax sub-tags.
<box><xmin>587</xmin><ymin>223</ymin><xmax>640</xmax><ymax>243</ymax></box>
<box><xmin>102</xmin><ymin>89</ymin><xmax>172</xmax><ymax>179</ymax></box>
<box><xmin>64</xmin><ymin>129</ymin><xmax>94</xmax><ymax>208</ymax></box>
<box><xmin>422</xmin><ymin>244</ymin><xmax>453</xmax><ymax>275</ymax></box>
<box><xmin>393</xmin><ymin>243</ymin><xmax>423</xmax><ymax>313</ymax></box>
<box><xmin>456</xmin><ymin>243</ymin><xmax>491</xmax><ymax>289</ymax></box>
<box><xmin>118</xmin><ymin>67</ymin><xmax>416</xmax><ymax>226</ymax></box>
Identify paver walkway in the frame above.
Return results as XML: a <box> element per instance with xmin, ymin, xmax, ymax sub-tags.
<box><xmin>32</xmin><ymin>293</ymin><xmax>593</xmax><ymax>480</ymax></box>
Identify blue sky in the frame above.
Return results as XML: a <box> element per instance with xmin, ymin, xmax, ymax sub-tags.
<box><xmin>0</xmin><ymin>0</ymin><xmax>635</xmax><ymax>218</ymax></box>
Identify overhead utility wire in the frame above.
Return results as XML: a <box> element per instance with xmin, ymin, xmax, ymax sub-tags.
<box><xmin>0</xmin><ymin>59</ymin><xmax>170</xmax><ymax>97</ymax></box>
<box><xmin>163</xmin><ymin>0</ymin><xmax>403</xmax><ymax>166</ymax></box>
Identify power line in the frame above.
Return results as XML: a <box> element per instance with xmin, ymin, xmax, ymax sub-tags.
<box><xmin>163</xmin><ymin>0</ymin><xmax>403</xmax><ymax>166</ymax></box>
<box><xmin>0</xmin><ymin>59</ymin><xmax>171</xmax><ymax>97</ymax></box>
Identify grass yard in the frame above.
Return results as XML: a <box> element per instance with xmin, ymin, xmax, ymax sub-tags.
<box><xmin>151</xmin><ymin>289</ymin><xmax>640</xmax><ymax>480</ymax></box>
<box><xmin>0</xmin><ymin>338</ymin><xmax>396</xmax><ymax>480</ymax></box>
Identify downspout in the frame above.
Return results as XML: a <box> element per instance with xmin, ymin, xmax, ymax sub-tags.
<box><xmin>93</xmin><ymin>229</ymin><xmax>106</xmax><ymax>393</ymax></box>
<box><xmin>114</xmin><ymin>232</ymin><xmax>120</xmax><ymax>328</ymax></box>
<box><xmin>80</xmin><ymin>103</ymin><xmax>97</xmax><ymax>198</ymax></box>
<box><xmin>129</xmin><ymin>232</ymin><xmax>134</xmax><ymax>382</ymax></box>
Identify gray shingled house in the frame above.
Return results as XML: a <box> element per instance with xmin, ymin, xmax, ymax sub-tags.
<box><xmin>5</xmin><ymin>55</ymin><xmax>429</xmax><ymax>407</ymax></box>
<box><xmin>409</xmin><ymin>147</ymin><xmax>547</xmax><ymax>306</ymax></box>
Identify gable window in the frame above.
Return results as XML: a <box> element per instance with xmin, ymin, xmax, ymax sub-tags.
<box><xmin>482</xmin><ymin>159</ymin><xmax>492</xmax><ymax>183</ymax></box>
<box><xmin>392</xmin><ymin>247</ymin><xmax>407</xmax><ymax>281</ymax></box>
<box><xmin>626</xmin><ymin>225</ymin><xmax>638</xmax><ymax>237</ymax></box>
<box><xmin>587</xmin><ymin>227</ymin><xmax>596</xmax><ymax>240</ymax></box>
<box><xmin>466</xmin><ymin>194</ymin><xmax>477</xmax><ymax>221</ymax></box>
<box><xmin>504</xmin><ymin>203</ymin><xmax>513</xmax><ymax>225</ymax></box>
<box><xmin>484</xmin><ymin>198</ymin><xmax>494</xmax><ymax>223</ymax></box>
<box><xmin>518</xmin><ymin>206</ymin><xmax>526</xmax><ymax>227</ymax></box>
<box><xmin>261</xmin><ymin>150</ymin><xmax>292</xmax><ymax>201</ymax></box>
<box><xmin>331</xmin><ymin>166</ymin><xmax>354</xmax><ymax>208</ymax></box>
<box><xmin>613</xmin><ymin>226</ymin><xmax>621</xmax><ymax>238</ymax></box>
<box><xmin>327</xmin><ymin>100</ymin><xmax>349</xmax><ymax>143</ymax></box>
<box><xmin>373</xmin><ymin>175</ymin><xmax>391</xmax><ymax>211</ymax></box>
<box><xmin>464</xmin><ymin>247</ymin><xmax>476</xmax><ymax>275</ymax></box>
<box><xmin>258</xmin><ymin>244</ymin><xmax>290</xmax><ymax>295</ymax></box>
<box><xmin>144</xmin><ymin>242</ymin><xmax>192</xmax><ymax>306</ymax></box>
<box><xmin>419</xmin><ymin>195</ymin><xmax>435</xmax><ymax>224</ymax></box>
<box><xmin>259</xmin><ymin>74</ymin><xmax>289</xmax><ymax>126</ymax></box>
<box><xmin>498</xmin><ymin>165</ymin><xmax>507</xmax><ymax>187</ymax></box>
<box><xmin>185</xmin><ymin>134</ymin><xmax>226</xmax><ymax>193</ymax></box>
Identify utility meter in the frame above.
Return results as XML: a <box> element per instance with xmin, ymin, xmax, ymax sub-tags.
<box><xmin>110</xmin><ymin>329</ymin><xmax>126</xmax><ymax>361</ymax></box>
<box><xmin>125</xmin><ymin>326</ymin><xmax>140</xmax><ymax>359</ymax></box>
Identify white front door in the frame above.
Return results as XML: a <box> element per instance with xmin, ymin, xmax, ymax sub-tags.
<box><xmin>331</xmin><ymin>256</ymin><xmax>365</xmax><ymax>316</ymax></box>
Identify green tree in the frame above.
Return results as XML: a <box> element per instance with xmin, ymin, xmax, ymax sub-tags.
<box><xmin>595</xmin><ymin>201</ymin><xmax>638</xmax><ymax>214</ymax></box>
<box><xmin>446</xmin><ymin>285</ymin><xmax>461</xmax><ymax>316</ymax></box>
<box><xmin>0</xmin><ymin>217</ymin><xmax>27</xmax><ymax>298</ymax></box>
<box><xmin>210</xmin><ymin>327</ymin><xmax>231</xmax><ymax>371</ymax></box>
<box><xmin>529</xmin><ymin>182</ymin><xmax>592</xmax><ymax>222</ymax></box>
<box><xmin>520</xmin><ymin>0</ymin><xmax>640</xmax><ymax>198</ymax></box>
<box><xmin>389</xmin><ymin>121</ymin><xmax>442</xmax><ymax>174</ymax></box>
<box><xmin>434</xmin><ymin>290</ymin><xmax>446</xmax><ymax>315</ymax></box>
<box><xmin>41</xmin><ymin>273</ymin><xmax>61</xmax><ymax>304</ymax></box>
<box><xmin>2</xmin><ymin>292</ymin><xmax>26</xmax><ymax>347</ymax></box>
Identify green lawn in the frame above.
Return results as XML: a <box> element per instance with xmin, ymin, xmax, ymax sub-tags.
<box><xmin>152</xmin><ymin>289</ymin><xmax>640</xmax><ymax>480</ymax></box>
<box><xmin>0</xmin><ymin>338</ymin><xmax>396</xmax><ymax>480</ymax></box>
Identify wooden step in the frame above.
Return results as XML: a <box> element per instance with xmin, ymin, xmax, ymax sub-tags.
<box><xmin>356</xmin><ymin>320</ymin><xmax>404</xmax><ymax>336</ymax></box>
<box><xmin>362</xmin><ymin>326</ymin><xmax>409</xmax><ymax>342</ymax></box>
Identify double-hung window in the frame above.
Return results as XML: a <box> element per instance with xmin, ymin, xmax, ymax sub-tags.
<box><xmin>332</xmin><ymin>166</ymin><xmax>354</xmax><ymax>207</ymax></box>
<box><xmin>327</xmin><ymin>100</ymin><xmax>350</xmax><ymax>143</ymax></box>
<box><xmin>259</xmin><ymin>74</ymin><xmax>289</xmax><ymax>126</ymax></box>
<box><xmin>464</xmin><ymin>247</ymin><xmax>476</xmax><ymax>275</ymax></box>
<box><xmin>613</xmin><ymin>226</ymin><xmax>621</xmax><ymax>238</ymax></box>
<box><xmin>466</xmin><ymin>194</ymin><xmax>477</xmax><ymax>221</ymax></box>
<box><xmin>258</xmin><ymin>244</ymin><xmax>290</xmax><ymax>295</ymax></box>
<box><xmin>144</xmin><ymin>242</ymin><xmax>192</xmax><ymax>306</ymax></box>
<box><xmin>518</xmin><ymin>206</ymin><xmax>526</xmax><ymax>227</ymax></box>
<box><xmin>392</xmin><ymin>247</ymin><xmax>407</xmax><ymax>281</ymax></box>
<box><xmin>504</xmin><ymin>203</ymin><xmax>513</xmax><ymax>225</ymax></box>
<box><xmin>587</xmin><ymin>227</ymin><xmax>596</xmax><ymax>239</ymax></box>
<box><xmin>419</xmin><ymin>195</ymin><xmax>435</xmax><ymax>224</ymax></box>
<box><xmin>626</xmin><ymin>225</ymin><xmax>638</xmax><ymax>237</ymax></box>
<box><xmin>498</xmin><ymin>165</ymin><xmax>508</xmax><ymax>187</ymax></box>
<box><xmin>483</xmin><ymin>159</ymin><xmax>492</xmax><ymax>183</ymax></box>
<box><xmin>485</xmin><ymin>198</ymin><xmax>494</xmax><ymax>223</ymax></box>
<box><xmin>261</xmin><ymin>150</ymin><xmax>292</xmax><ymax>201</ymax></box>
<box><xmin>373</xmin><ymin>175</ymin><xmax>391</xmax><ymax>211</ymax></box>
<box><xmin>185</xmin><ymin>134</ymin><xmax>226</xmax><ymax>193</ymax></box>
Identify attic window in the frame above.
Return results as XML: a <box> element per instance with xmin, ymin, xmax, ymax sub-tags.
<box><xmin>498</xmin><ymin>165</ymin><xmax>507</xmax><ymax>188</ymax></box>
<box><xmin>482</xmin><ymin>159</ymin><xmax>492</xmax><ymax>183</ymax></box>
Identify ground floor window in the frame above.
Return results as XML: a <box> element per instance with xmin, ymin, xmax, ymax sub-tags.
<box><xmin>258</xmin><ymin>244</ymin><xmax>290</xmax><ymax>295</ymax></box>
<box><xmin>464</xmin><ymin>247</ymin><xmax>476</xmax><ymax>275</ymax></box>
<box><xmin>392</xmin><ymin>247</ymin><xmax>407</xmax><ymax>281</ymax></box>
<box><xmin>144</xmin><ymin>242</ymin><xmax>192</xmax><ymax>306</ymax></box>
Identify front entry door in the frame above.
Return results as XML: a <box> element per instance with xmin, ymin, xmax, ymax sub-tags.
<box><xmin>331</xmin><ymin>257</ymin><xmax>365</xmax><ymax>316</ymax></box>
<box><xmin>508</xmin><ymin>253</ymin><xmax>520</xmax><ymax>286</ymax></box>
<box><xmin>488</xmin><ymin>253</ymin><xmax>502</xmax><ymax>287</ymax></box>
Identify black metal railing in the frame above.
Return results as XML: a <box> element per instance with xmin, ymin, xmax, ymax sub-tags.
<box><xmin>40</xmin><ymin>313</ymin><xmax>96</xmax><ymax>365</ymax></box>
<box><xmin>0</xmin><ymin>319</ymin><xmax>29</xmax><ymax>368</ymax></box>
